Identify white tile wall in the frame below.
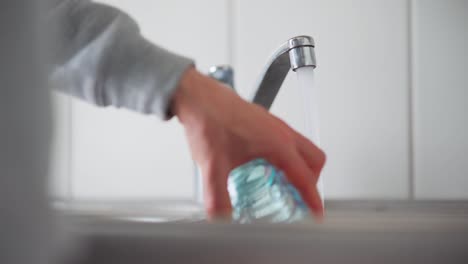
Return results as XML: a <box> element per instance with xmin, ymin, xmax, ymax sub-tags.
<box><xmin>413</xmin><ymin>0</ymin><xmax>468</xmax><ymax>199</ymax></box>
<box><xmin>234</xmin><ymin>0</ymin><xmax>410</xmax><ymax>199</ymax></box>
<box><xmin>49</xmin><ymin>0</ymin><xmax>468</xmax><ymax>201</ymax></box>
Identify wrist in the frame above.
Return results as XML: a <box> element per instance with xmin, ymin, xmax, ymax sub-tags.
<box><xmin>172</xmin><ymin>68</ymin><xmax>196</xmax><ymax>114</ymax></box>
<box><xmin>172</xmin><ymin>66</ymin><xmax>244</xmax><ymax>130</ymax></box>
<box><xmin>172</xmin><ymin>67</ymin><xmax>211</xmax><ymax>125</ymax></box>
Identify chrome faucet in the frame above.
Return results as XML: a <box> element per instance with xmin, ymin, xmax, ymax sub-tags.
<box><xmin>208</xmin><ymin>65</ymin><xmax>234</xmax><ymax>89</ymax></box>
<box><xmin>251</xmin><ymin>35</ymin><xmax>316</xmax><ymax>110</ymax></box>
<box><xmin>209</xmin><ymin>35</ymin><xmax>317</xmax><ymax>110</ymax></box>
<box><xmin>201</xmin><ymin>36</ymin><xmax>319</xmax><ymax>205</ymax></box>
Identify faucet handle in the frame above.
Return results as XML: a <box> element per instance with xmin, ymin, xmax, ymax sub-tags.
<box><xmin>208</xmin><ymin>65</ymin><xmax>235</xmax><ymax>90</ymax></box>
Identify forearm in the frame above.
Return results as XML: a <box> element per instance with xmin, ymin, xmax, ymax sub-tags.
<box><xmin>48</xmin><ymin>0</ymin><xmax>193</xmax><ymax>119</ymax></box>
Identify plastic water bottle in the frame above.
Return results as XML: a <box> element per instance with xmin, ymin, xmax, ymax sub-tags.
<box><xmin>228</xmin><ymin>158</ymin><xmax>309</xmax><ymax>223</ymax></box>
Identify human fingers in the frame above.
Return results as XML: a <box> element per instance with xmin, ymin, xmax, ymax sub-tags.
<box><xmin>201</xmin><ymin>161</ymin><xmax>233</xmax><ymax>220</ymax></box>
<box><xmin>268</xmin><ymin>150</ymin><xmax>324</xmax><ymax>218</ymax></box>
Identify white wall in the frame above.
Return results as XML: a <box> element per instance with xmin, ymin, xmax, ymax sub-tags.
<box><xmin>234</xmin><ymin>0</ymin><xmax>410</xmax><ymax>199</ymax></box>
<box><xmin>49</xmin><ymin>0</ymin><xmax>468</xmax><ymax>201</ymax></box>
<box><xmin>412</xmin><ymin>0</ymin><xmax>468</xmax><ymax>199</ymax></box>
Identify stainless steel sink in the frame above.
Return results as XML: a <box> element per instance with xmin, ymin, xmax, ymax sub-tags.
<box><xmin>58</xmin><ymin>200</ymin><xmax>468</xmax><ymax>264</ymax></box>
<box><xmin>54</xmin><ymin>199</ymin><xmax>205</xmax><ymax>223</ymax></box>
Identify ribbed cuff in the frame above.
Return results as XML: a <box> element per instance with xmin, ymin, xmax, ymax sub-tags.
<box><xmin>142</xmin><ymin>44</ymin><xmax>194</xmax><ymax>120</ymax></box>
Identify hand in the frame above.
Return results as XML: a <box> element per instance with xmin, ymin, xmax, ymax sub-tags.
<box><xmin>172</xmin><ymin>67</ymin><xmax>326</xmax><ymax>220</ymax></box>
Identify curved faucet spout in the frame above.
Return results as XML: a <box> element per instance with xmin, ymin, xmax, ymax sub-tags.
<box><xmin>251</xmin><ymin>35</ymin><xmax>316</xmax><ymax>110</ymax></box>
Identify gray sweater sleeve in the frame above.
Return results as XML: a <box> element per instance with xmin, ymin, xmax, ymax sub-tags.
<box><xmin>49</xmin><ymin>0</ymin><xmax>194</xmax><ymax>119</ymax></box>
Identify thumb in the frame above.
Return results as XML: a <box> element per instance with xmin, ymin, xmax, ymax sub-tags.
<box><xmin>201</xmin><ymin>161</ymin><xmax>233</xmax><ymax>220</ymax></box>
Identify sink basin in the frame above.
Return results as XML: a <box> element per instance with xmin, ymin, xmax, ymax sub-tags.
<box><xmin>54</xmin><ymin>199</ymin><xmax>205</xmax><ymax>223</ymax></box>
<box><xmin>57</xmin><ymin>200</ymin><xmax>468</xmax><ymax>264</ymax></box>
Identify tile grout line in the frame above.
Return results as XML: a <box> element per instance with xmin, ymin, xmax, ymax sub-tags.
<box><xmin>407</xmin><ymin>0</ymin><xmax>416</xmax><ymax>200</ymax></box>
<box><xmin>227</xmin><ymin>0</ymin><xmax>235</xmax><ymax>66</ymax></box>
<box><xmin>67</xmin><ymin>97</ymin><xmax>74</xmax><ymax>204</ymax></box>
